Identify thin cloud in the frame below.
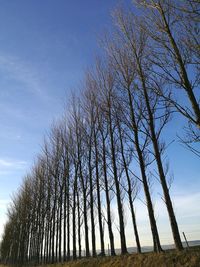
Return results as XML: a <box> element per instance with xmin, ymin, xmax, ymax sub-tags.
<box><xmin>0</xmin><ymin>158</ymin><xmax>27</xmax><ymax>169</ymax></box>
<box><xmin>0</xmin><ymin>53</ymin><xmax>51</xmax><ymax>101</ymax></box>
<box><xmin>173</xmin><ymin>191</ymin><xmax>200</xmax><ymax>219</ymax></box>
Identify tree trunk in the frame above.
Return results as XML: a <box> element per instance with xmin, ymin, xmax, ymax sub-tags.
<box><xmin>108</xmin><ymin>104</ymin><xmax>128</xmax><ymax>255</ymax></box>
<box><xmin>126</xmin><ymin>87</ymin><xmax>162</xmax><ymax>252</ymax></box>
<box><xmin>101</xmin><ymin>135</ymin><xmax>116</xmax><ymax>256</ymax></box>
<box><xmin>94</xmin><ymin>130</ymin><xmax>105</xmax><ymax>256</ymax></box>
<box><xmin>160</xmin><ymin>3</ymin><xmax>200</xmax><ymax>128</ymax></box>
<box><xmin>79</xmin><ymin>161</ymin><xmax>90</xmax><ymax>257</ymax></box>
<box><xmin>117</xmin><ymin>117</ymin><xmax>141</xmax><ymax>253</ymax></box>
<box><xmin>77</xmin><ymin>189</ymin><xmax>82</xmax><ymax>259</ymax></box>
<box><xmin>72</xmin><ymin>170</ymin><xmax>77</xmax><ymax>260</ymax></box>
<box><xmin>88</xmin><ymin>135</ymin><xmax>97</xmax><ymax>257</ymax></box>
<box><xmin>139</xmin><ymin>61</ymin><xmax>183</xmax><ymax>251</ymax></box>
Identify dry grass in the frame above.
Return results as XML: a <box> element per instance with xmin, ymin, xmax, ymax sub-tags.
<box><xmin>40</xmin><ymin>247</ymin><xmax>200</xmax><ymax>267</ymax></box>
<box><xmin>1</xmin><ymin>247</ymin><xmax>200</xmax><ymax>267</ymax></box>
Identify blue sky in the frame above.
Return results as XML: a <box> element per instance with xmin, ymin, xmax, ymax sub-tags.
<box><xmin>0</xmin><ymin>0</ymin><xmax>199</xmax><ymax>247</ymax></box>
<box><xmin>0</xmin><ymin>0</ymin><xmax>119</xmax><ymax>238</ymax></box>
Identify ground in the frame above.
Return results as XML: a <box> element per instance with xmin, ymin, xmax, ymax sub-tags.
<box><xmin>1</xmin><ymin>246</ymin><xmax>200</xmax><ymax>267</ymax></box>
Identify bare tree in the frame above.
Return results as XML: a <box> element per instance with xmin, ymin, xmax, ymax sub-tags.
<box><xmin>113</xmin><ymin>8</ymin><xmax>183</xmax><ymax>250</ymax></box>
<box><xmin>104</xmin><ymin>31</ymin><xmax>162</xmax><ymax>252</ymax></box>
<box><xmin>3</xmin><ymin>1</ymin><xmax>198</xmax><ymax>264</ymax></box>
<box><xmin>136</xmin><ymin>0</ymin><xmax>200</xmax><ymax>156</ymax></box>
<box><xmin>71</xmin><ymin>96</ymin><xmax>90</xmax><ymax>257</ymax></box>
<box><xmin>114</xmin><ymin>105</ymin><xmax>141</xmax><ymax>253</ymax></box>
<box><xmin>137</xmin><ymin>0</ymin><xmax>199</xmax><ymax>125</ymax></box>
<box><xmin>97</xmin><ymin>105</ymin><xmax>116</xmax><ymax>256</ymax></box>
<box><xmin>82</xmin><ymin>83</ymin><xmax>97</xmax><ymax>257</ymax></box>
<box><xmin>94</xmin><ymin>61</ymin><xmax>128</xmax><ymax>255</ymax></box>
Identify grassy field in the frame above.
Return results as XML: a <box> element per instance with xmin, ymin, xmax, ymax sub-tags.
<box><xmin>1</xmin><ymin>247</ymin><xmax>200</xmax><ymax>267</ymax></box>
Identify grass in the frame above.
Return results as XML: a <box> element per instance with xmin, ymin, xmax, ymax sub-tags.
<box><xmin>40</xmin><ymin>246</ymin><xmax>200</xmax><ymax>267</ymax></box>
<box><xmin>1</xmin><ymin>246</ymin><xmax>200</xmax><ymax>267</ymax></box>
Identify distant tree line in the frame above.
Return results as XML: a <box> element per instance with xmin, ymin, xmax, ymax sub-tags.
<box><xmin>0</xmin><ymin>1</ymin><xmax>199</xmax><ymax>266</ymax></box>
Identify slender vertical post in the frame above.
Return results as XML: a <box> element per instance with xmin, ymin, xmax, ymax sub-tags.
<box><xmin>182</xmin><ymin>232</ymin><xmax>189</xmax><ymax>248</ymax></box>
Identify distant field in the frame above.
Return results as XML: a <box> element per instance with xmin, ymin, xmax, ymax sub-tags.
<box><xmin>1</xmin><ymin>246</ymin><xmax>200</xmax><ymax>267</ymax></box>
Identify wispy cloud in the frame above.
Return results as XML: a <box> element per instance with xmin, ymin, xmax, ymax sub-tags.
<box><xmin>0</xmin><ymin>53</ymin><xmax>51</xmax><ymax>101</ymax></box>
<box><xmin>173</xmin><ymin>191</ymin><xmax>200</xmax><ymax>219</ymax></box>
<box><xmin>0</xmin><ymin>158</ymin><xmax>27</xmax><ymax>169</ymax></box>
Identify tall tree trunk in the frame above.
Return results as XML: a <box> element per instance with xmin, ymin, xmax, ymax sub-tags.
<box><xmin>88</xmin><ymin>135</ymin><xmax>97</xmax><ymax>257</ymax></box>
<box><xmin>159</xmin><ymin>4</ymin><xmax>200</xmax><ymax>128</ymax></box>
<box><xmin>63</xmin><ymin>170</ymin><xmax>67</xmax><ymax>262</ymax></box>
<box><xmin>138</xmin><ymin>61</ymin><xmax>183</xmax><ymax>251</ymax></box>
<box><xmin>108</xmin><ymin>104</ymin><xmax>128</xmax><ymax>255</ymax></box>
<box><xmin>79</xmin><ymin>161</ymin><xmax>90</xmax><ymax>257</ymax></box>
<box><xmin>101</xmin><ymin>135</ymin><xmax>116</xmax><ymax>256</ymax></box>
<box><xmin>59</xmin><ymin>189</ymin><xmax>63</xmax><ymax>262</ymax></box>
<box><xmin>126</xmin><ymin>87</ymin><xmax>162</xmax><ymax>252</ymax></box>
<box><xmin>77</xmin><ymin>189</ymin><xmax>82</xmax><ymax>259</ymax></box>
<box><xmin>72</xmin><ymin>170</ymin><xmax>77</xmax><ymax>260</ymax></box>
<box><xmin>117</xmin><ymin>117</ymin><xmax>141</xmax><ymax>253</ymax></box>
<box><xmin>94</xmin><ymin>130</ymin><xmax>105</xmax><ymax>256</ymax></box>
<box><xmin>55</xmin><ymin>203</ymin><xmax>59</xmax><ymax>262</ymax></box>
<box><xmin>51</xmin><ymin>183</ymin><xmax>57</xmax><ymax>263</ymax></box>
<box><xmin>67</xmin><ymin>172</ymin><xmax>70</xmax><ymax>261</ymax></box>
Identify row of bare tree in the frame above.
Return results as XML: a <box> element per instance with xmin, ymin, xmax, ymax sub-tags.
<box><xmin>0</xmin><ymin>1</ymin><xmax>199</xmax><ymax>266</ymax></box>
